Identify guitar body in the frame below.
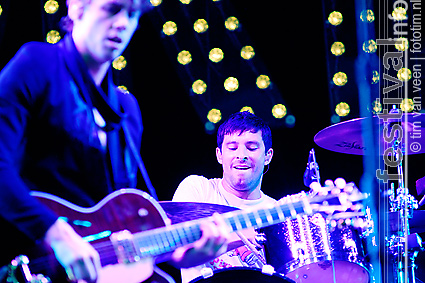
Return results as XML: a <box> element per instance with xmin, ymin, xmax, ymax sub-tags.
<box><xmin>27</xmin><ymin>189</ymin><xmax>172</xmax><ymax>283</ymax></box>
<box><xmin>7</xmin><ymin>182</ymin><xmax>366</xmax><ymax>283</ymax></box>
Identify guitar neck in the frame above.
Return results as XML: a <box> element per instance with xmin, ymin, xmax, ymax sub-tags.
<box><xmin>133</xmin><ymin>198</ymin><xmax>311</xmax><ymax>258</ymax></box>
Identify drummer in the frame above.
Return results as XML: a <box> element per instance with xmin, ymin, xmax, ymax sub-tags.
<box><xmin>172</xmin><ymin>111</ymin><xmax>276</xmax><ymax>283</ymax></box>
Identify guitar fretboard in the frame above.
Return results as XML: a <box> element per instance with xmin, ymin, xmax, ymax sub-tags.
<box><xmin>133</xmin><ymin>199</ymin><xmax>311</xmax><ymax>258</ymax></box>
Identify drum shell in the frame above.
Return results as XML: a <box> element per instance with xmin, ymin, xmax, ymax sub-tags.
<box><xmin>189</xmin><ymin>267</ymin><xmax>295</xmax><ymax>283</ymax></box>
<box><xmin>261</xmin><ymin>213</ymin><xmax>369</xmax><ymax>281</ymax></box>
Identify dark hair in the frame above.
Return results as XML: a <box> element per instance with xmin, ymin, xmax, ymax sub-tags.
<box><xmin>217</xmin><ymin>111</ymin><xmax>272</xmax><ymax>152</ymax></box>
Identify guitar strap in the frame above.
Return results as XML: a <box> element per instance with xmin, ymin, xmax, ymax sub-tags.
<box><xmin>121</xmin><ymin>114</ymin><xmax>159</xmax><ymax>201</ymax></box>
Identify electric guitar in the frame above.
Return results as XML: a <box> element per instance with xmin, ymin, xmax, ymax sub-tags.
<box><xmin>5</xmin><ymin>185</ymin><xmax>367</xmax><ymax>283</ymax></box>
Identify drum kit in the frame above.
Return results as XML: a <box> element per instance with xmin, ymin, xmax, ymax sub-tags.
<box><xmin>160</xmin><ymin>112</ymin><xmax>425</xmax><ymax>283</ymax></box>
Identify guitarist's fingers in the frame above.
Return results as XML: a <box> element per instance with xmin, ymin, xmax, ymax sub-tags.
<box><xmin>69</xmin><ymin>257</ymin><xmax>97</xmax><ymax>283</ymax></box>
<box><xmin>65</xmin><ymin>266</ymin><xmax>75</xmax><ymax>282</ymax></box>
<box><xmin>172</xmin><ymin>245</ymin><xmax>189</xmax><ymax>263</ymax></box>
<box><xmin>171</xmin><ymin>214</ymin><xmax>229</xmax><ymax>266</ymax></box>
<box><xmin>193</xmin><ymin>220</ymin><xmax>219</xmax><ymax>253</ymax></box>
<box><xmin>212</xmin><ymin>213</ymin><xmax>230</xmax><ymax>242</ymax></box>
<box><xmin>197</xmin><ymin>214</ymin><xmax>229</xmax><ymax>251</ymax></box>
<box><xmin>209</xmin><ymin>213</ymin><xmax>229</xmax><ymax>254</ymax></box>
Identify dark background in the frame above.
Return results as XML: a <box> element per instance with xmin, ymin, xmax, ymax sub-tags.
<box><xmin>1</xmin><ymin>0</ymin><xmax>425</xmax><ymax>282</ymax></box>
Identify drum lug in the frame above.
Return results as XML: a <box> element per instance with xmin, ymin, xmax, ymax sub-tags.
<box><xmin>200</xmin><ymin>267</ymin><xmax>214</xmax><ymax>279</ymax></box>
<box><xmin>261</xmin><ymin>264</ymin><xmax>275</xmax><ymax>276</ymax></box>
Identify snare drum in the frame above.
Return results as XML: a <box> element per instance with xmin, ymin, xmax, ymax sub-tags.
<box><xmin>189</xmin><ymin>267</ymin><xmax>295</xmax><ymax>283</ymax></box>
<box><xmin>261</xmin><ymin>213</ymin><xmax>370</xmax><ymax>283</ymax></box>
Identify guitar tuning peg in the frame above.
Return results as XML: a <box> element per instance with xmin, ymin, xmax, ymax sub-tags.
<box><xmin>331</xmin><ymin>187</ymin><xmax>341</xmax><ymax>195</ymax></box>
<box><xmin>351</xmin><ymin>217</ymin><xmax>366</xmax><ymax>229</ymax></box>
<box><xmin>334</xmin><ymin>178</ymin><xmax>347</xmax><ymax>189</ymax></box>
<box><xmin>343</xmin><ymin>184</ymin><xmax>355</xmax><ymax>193</ymax></box>
<box><xmin>324</xmin><ymin>179</ymin><xmax>335</xmax><ymax>188</ymax></box>
<box><xmin>351</xmin><ymin>203</ymin><xmax>363</xmax><ymax>212</ymax></box>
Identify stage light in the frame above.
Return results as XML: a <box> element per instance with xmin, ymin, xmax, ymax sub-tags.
<box><xmin>331</xmin><ymin>114</ymin><xmax>341</xmax><ymax>124</ymax></box>
<box><xmin>112</xmin><ymin>56</ymin><xmax>127</xmax><ymax>70</ymax></box>
<box><xmin>371</xmin><ymin>70</ymin><xmax>379</xmax><ymax>84</ymax></box>
<box><xmin>335</xmin><ymin>102</ymin><xmax>350</xmax><ymax>116</ymax></box>
<box><xmin>328</xmin><ymin>11</ymin><xmax>343</xmax><ymax>26</ymax></box>
<box><xmin>118</xmin><ymin>85</ymin><xmax>129</xmax><ymax>94</ymax></box>
<box><xmin>395</xmin><ymin>37</ymin><xmax>409</xmax><ymax>51</ymax></box>
<box><xmin>371</xmin><ymin>100</ymin><xmax>382</xmax><ymax>114</ymax></box>
<box><xmin>149</xmin><ymin>0</ymin><xmax>289</xmax><ymax>129</ymax></box>
<box><xmin>241</xmin><ymin>46</ymin><xmax>255</xmax><ymax>60</ymax></box>
<box><xmin>272</xmin><ymin>104</ymin><xmax>287</xmax><ymax>119</ymax></box>
<box><xmin>150</xmin><ymin>0</ymin><xmax>162</xmax><ymax>6</ymax></box>
<box><xmin>192</xmin><ymin>79</ymin><xmax>207</xmax><ymax>94</ymax></box>
<box><xmin>46</xmin><ymin>30</ymin><xmax>61</xmax><ymax>44</ymax></box>
<box><xmin>285</xmin><ymin>115</ymin><xmax>296</xmax><ymax>127</ymax></box>
<box><xmin>180</xmin><ymin>0</ymin><xmax>192</xmax><ymax>4</ymax></box>
<box><xmin>44</xmin><ymin>0</ymin><xmax>59</xmax><ymax>14</ymax></box>
<box><xmin>177</xmin><ymin>50</ymin><xmax>192</xmax><ymax>65</ymax></box>
<box><xmin>397</xmin><ymin>68</ymin><xmax>412</xmax><ymax>81</ymax></box>
<box><xmin>362</xmin><ymin>39</ymin><xmax>377</xmax><ymax>53</ymax></box>
<box><xmin>256</xmin><ymin>75</ymin><xmax>270</xmax><ymax>89</ymax></box>
<box><xmin>225</xmin><ymin>16</ymin><xmax>239</xmax><ymax>31</ymax></box>
<box><xmin>360</xmin><ymin>9</ymin><xmax>375</xmax><ymax>23</ymax></box>
<box><xmin>332</xmin><ymin>72</ymin><xmax>348</xmax><ymax>86</ymax></box>
<box><xmin>392</xmin><ymin>7</ymin><xmax>407</xmax><ymax>21</ymax></box>
<box><xmin>400</xmin><ymin>98</ymin><xmax>414</xmax><ymax>112</ymax></box>
<box><xmin>0</xmin><ymin>5</ymin><xmax>2</xmax><ymax>16</ymax></box>
<box><xmin>330</xmin><ymin>42</ymin><xmax>345</xmax><ymax>56</ymax></box>
<box><xmin>240</xmin><ymin>106</ymin><xmax>254</xmax><ymax>114</ymax></box>
<box><xmin>207</xmin><ymin>109</ymin><xmax>222</xmax><ymax>123</ymax></box>
<box><xmin>194</xmin><ymin>19</ymin><xmax>208</xmax><ymax>33</ymax></box>
<box><xmin>205</xmin><ymin>121</ymin><xmax>215</xmax><ymax>132</ymax></box>
<box><xmin>163</xmin><ymin>21</ymin><xmax>177</xmax><ymax>36</ymax></box>
<box><xmin>224</xmin><ymin>77</ymin><xmax>239</xmax><ymax>92</ymax></box>
<box><xmin>209</xmin><ymin>48</ymin><xmax>224</xmax><ymax>63</ymax></box>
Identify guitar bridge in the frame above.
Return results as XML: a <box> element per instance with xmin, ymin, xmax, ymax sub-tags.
<box><xmin>110</xmin><ymin>230</ymin><xmax>141</xmax><ymax>264</ymax></box>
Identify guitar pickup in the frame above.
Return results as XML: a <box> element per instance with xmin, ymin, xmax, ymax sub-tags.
<box><xmin>110</xmin><ymin>230</ymin><xmax>141</xmax><ymax>264</ymax></box>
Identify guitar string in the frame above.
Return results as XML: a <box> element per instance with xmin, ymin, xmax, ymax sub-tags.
<box><xmin>27</xmin><ymin>200</ymin><xmax>316</xmax><ymax>270</ymax></box>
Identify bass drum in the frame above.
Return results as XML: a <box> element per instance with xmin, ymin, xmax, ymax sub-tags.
<box><xmin>261</xmin><ymin>213</ymin><xmax>370</xmax><ymax>283</ymax></box>
<box><xmin>189</xmin><ymin>267</ymin><xmax>295</xmax><ymax>283</ymax></box>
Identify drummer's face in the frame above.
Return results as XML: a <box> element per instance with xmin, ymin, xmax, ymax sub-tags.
<box><xmin>216</xmin><ymin>130</ymin><xmax>272</xmax><ymax>199</ymax></box>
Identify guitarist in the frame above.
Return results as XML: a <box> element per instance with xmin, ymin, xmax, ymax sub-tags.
<box><xmin>173</xmin><ymin>112</ymin><xmax>277</xmax><ymax>283</ymax></box>
<box><xmin>0</xmin><ymin>0</ymin><xmax>229</xmax><ymax>282</ymax></box>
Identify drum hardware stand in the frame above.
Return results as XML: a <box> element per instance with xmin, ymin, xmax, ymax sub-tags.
<box><xmin>385</xmin><ymin>131</ymin><xmax>421</xmax><ymax>283</ymax></box>
<box><xmin>5</xmin><ymin>255</ymin><xmax>50</xmax><ymax>283</ymax></box>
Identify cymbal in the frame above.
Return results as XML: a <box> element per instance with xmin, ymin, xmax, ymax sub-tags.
<box><xmin>159</xmin><ymin>201</ymin><xmax>239</xmax><ymax>224</ymax></box>
<box><xmin>314</xmin><ymin>113</ymin><xmax>425</xmax><ymax>155</ymax></box>
<box><xmin>388</xmin><ymin>210</ymin><xmax>425</xmax><ymax>234</ymax></box>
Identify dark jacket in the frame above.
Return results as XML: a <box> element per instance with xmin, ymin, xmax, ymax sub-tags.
<box><xmin>0</xmin><ymin>35</ymin><xmax>142</xmax><ymax>263</ymax></box>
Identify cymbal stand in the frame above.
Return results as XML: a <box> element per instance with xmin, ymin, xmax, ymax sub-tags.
<box><xmin>386</xmin><ymin>137</ymin><xmax>420</xmax><ymax>283</ymax></box>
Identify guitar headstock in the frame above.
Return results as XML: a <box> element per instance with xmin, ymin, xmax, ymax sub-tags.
<box><xmin>308</xmin><ymin>178</ymin><xmax>368</xmax><ymax>228</ymax></box>
<box><xmin>275</xmin><ymin>178</ymin><xmax>367</xmax><ymax>229</ymax></box>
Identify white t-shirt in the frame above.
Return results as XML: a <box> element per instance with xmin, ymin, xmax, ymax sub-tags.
<box><xmin>172</xmin><ymin>175</ymin><xmax>276</xmax><ymax>283</ymax></box>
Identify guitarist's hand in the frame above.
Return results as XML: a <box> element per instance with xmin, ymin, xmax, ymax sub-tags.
<box><xmin>44</xmin><ymin>218</ymin><xmax>101</xmax><ymax>282</ymax></box>
<box><xmin>171</xmin><ymin>213</ymin><xmax>229</xmax><ymax>268</ymax></box>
